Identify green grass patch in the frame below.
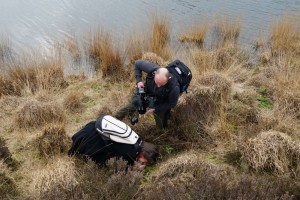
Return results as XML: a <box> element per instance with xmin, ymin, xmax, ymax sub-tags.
<box><xmin>257</xmin><ymin>95</ymin><xmax>273</xmax><ymax>109</ymax></box>
<box><xmin>163</xmin><ymin>145</ymin><xmax>174</xmax><ymax>154</ymax></box>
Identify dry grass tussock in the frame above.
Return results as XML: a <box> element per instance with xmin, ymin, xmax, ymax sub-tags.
<box><xmin>270</xmin><ymin>58</ymin><xmax>300</xmax><ymax>116</ymax></box>
<box><xmin>32</xmin><ymin>124</ymin><xmax>70</xmax><ymax>158</ymax></box>
<box><xmin>191</xmin><ymin>45</ymin><xmax>249</xmax><ymax>75</ymax></box>
<box><xmin>256</xmin><ymin>104</ymin><xmax>300</xmax><ymax>139</ymax></box>
<box><xmin>271</xmin><ymin>18</ymin><xmax>300</xmax><ymax>55</ymax></box>
<box><xmin>142</xmin><ymin>52</ymin><xmax>168</xmax><ymax>67</ymax></box>
<box><xmin>213</xmin><ymin>17</ymin><xmax>241</xmax><ymax>47</ymax></box>
<box><xmin>169</xmin><ymin>71</ymin><xmax>232</xmax><ymax>147</ymax></box>
<box><xmin>28</xmin><ymin>157</ymin><xmax>78</xmax><ymax>199</ymax></box>
<box><xmin>63</xmin><ymin>90</ymin><xmax>84</xmax><ymax>113</ymax></box>
<box><xmin>149</xmin><ymin>15</ymin><xmax>170</xmax><ymax>60</ymax></box>
<box><xmin>241</xmin><ymin>130</ymin><xmax>300</xmax><ymax>177</ymax></box>
<box><xmin>15</xmin><ymin>99</ymin><xmax>65</xmax><ymax>128</ymax></box>
<box><xmin>179</xmin><ymin>23</ymin><xmax>209</xmax><ymax>47</ymax></box>
<box><xmin>0</xmin><ymin>62</ymin><xmax>67</xmax><ymax>97</ymax></box>
<box><xmin>87</xmin><ymin>30</ymin><xmax>126</xmax><ymax>80</ymax></box>
<box><xmin>139</xmin><ymin>151</ymin><xmax>297</xmax><ymax>200</ymax></box>
<box><xmin>0</xmin><ymin>161</ymin><xmax>18</xmax><ymax>199</ymax></box>
<box><xmin>28</xmin><ymin>157</ymin><xmax>143</xmax><ymax>199</ymax></box>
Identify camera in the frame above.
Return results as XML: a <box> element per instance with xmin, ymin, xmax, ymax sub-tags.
<box><xmin>133</xmin><ymin>87</ymin><xmax>147</xmax><ymax>115</ymax></box>
<box><xmin>147</xmin><ymin>96</ymin><xmax>156</xmax><ymax>108</ymax></box>
<box><xmin>131</xmin><ymin>87</ymin><xmax>157</xmax><ymax>125</ymax></box>
<box><xmin>129</xmin><ymin>116</ymin><xmax>139</xmax><ymax>125</ymax></box>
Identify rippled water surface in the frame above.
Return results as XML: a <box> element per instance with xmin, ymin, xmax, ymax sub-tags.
<box><xmin>0</xmin><ymin>0</ymin><xmax>300</xmax><ymax>51</ymax></box>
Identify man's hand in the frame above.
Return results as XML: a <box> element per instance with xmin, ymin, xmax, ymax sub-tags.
<box><xmin>137</xmin><ymin>82</ymin><xmax>144</xmax><ymax>88</ymax></box>
<box><xmin>145</xmin><ymin>108</ymin><xmax>155</xmax><ymax>116</ymax></box>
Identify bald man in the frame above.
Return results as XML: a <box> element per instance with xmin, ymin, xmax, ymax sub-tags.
<box><xmin>113</xmin><ymin>60</ymin><xmax>180</xmax><ymax>129</ymax></box>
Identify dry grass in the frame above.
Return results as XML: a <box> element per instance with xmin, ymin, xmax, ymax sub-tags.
<box><xmin>0</xmin><ymin>137</ymin><xmax>18</xmax><ymax>170</ymax></box>
<box><xmin>2</xmin><ymin>15</ymin><xmax>300</xmax><ymax>200</ymax></box>
<box><xmin>62</xmin><ymin>35</ymin><xmax>81</xmax><ymax>61</ymax></box>
<box><xmin>125</xmin><ymin>32</ymin><xmax>146</xmax><ymax>66</ymax></box>
<box><xmin>191</xmin><ymin>45</ymin><xmax>249</xmax><ymax>75</ymax></box>
<box><xmin>179</xmin><ymin>24</ymin><xmax>209</xmax><ymax>47</ymax></box>
<box><xmin>63</xmin><ymin>91</ymin><xmax>84</xmax><ymax>113</ymax></box>
<box><xmin>15</xmin><ymin>99</ymin><xmax>65</xmax><ymax>129</ymax></box>
<box><xmin>270</xmin><ymin>57</ymin><xmax>300</xmax><ymax>116</ymax></box>
<box><xmin>0</xmin><ymin>161</ymin><xmax>18</xmax><ymax>199</ymax></box>
<box><xmin>35</xmin><ymin>61</ymin><xmax>67</xmax><ymax>90</ymax></box>
<box><xmin>168</xmin><ymin>71</ymin><xmax>232</xmax><ymax>148</ymax></box>
<box><xmin>139</xmin><ymin>151</ymin><xmax>296</xmax><ymax>200</ymax></box>
<box><xmin>87</xmin><ymin>30</ymin><xmax>125</xmax><ymax>80</ymax></box>
<box><xmin>0</xmin><ymin>60</ymin><xmax>67</xmax><ymax>97</ymax></box>
<box><xmin>142</xmin><ymin>52</ymin><xmax>168</xmax><ymax>67</ymax></box>
<box><xmin>213</xmin><ymin>17</ymin><xmax>241</xmax><ymax>47</ymax></box>
<box><xmin>28</xmin><ymin>157</ymin><xmax>78</xmax><ymax>199</ymax></box>
<box><xmin>149</xmin><ymin>15</ymin><xmax>170</xmax><ymax>60</ymax></box>
<box><xmin>1</xmin><ymin>66</ymin><xmax>38</xmax><ymax>96</ymax></box>
<box><xmin>241</xmin><ymin>130</ymin><xmax>300</xmax><ymax>177</ymax></box>
<box><xmin>271</xmin><ymin>18</ymin><xmax>300</xmax><ymax>55</ymax></box>
<box><xmin>32</xmin><ymin>124</ymin><xmax>70</xmax><ymax>158</ymax></box>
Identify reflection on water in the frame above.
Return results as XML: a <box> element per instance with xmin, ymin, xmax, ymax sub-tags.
<box><xmin>0</xmin><ymin>0</ymin><xmax>299</xmax><ymax>76</ymax></box>
<box><xmin>1</xmin><ymin>0</ymin><xmax>299</xmax><ymax>51</ymax></box>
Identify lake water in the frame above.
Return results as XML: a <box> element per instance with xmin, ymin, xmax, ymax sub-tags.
<box><xmin>1</xmin><ymin>0</ymin><xmax>300</xmax><ymax>51</ymax></box>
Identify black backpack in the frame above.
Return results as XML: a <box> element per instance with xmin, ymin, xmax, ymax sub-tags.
<box><xmin>166</xmin><ymin>60</ymin><xmax>192</xmax><ymax>93</ymax></box>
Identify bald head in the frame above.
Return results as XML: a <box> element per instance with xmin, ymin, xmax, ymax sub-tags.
<box><xmin>154</xmin><ymin>68</ymin><xmax>170</xmax><ymax>87</ymax></box>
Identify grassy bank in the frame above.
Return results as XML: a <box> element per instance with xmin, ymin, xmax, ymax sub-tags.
<box><xmin>0</xmin><ymin>15</ymin><xmax>300</xmax><ymax>199</ymax></box>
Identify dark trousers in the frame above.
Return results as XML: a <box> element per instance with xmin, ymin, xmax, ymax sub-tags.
<box><xmin>113</xmin><ymin>102</ymin><xmax>170</xmax><ymax>129</ymax></box>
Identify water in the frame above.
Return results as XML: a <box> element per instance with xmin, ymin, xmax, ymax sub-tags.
<box><xmin>1</xmin><ymin>0</ymin><xmax>300</xmax><ymax>50</ymax></box>
<box><xmin>0</xmin><ymin>0</ymin><xmax>300</xmax><ymax>76</ymax></box>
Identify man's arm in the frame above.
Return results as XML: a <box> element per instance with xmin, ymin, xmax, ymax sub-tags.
<box><xmin>134</xmin><ymin>60</ymin><xmax>160</xmax><ymax>83</ymax></box>
<box><xmin>154</xmin><ymin>86</ymin><xmax>180</xmax><ymax>112</ymax></box>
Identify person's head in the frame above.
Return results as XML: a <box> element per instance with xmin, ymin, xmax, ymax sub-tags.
<box><xmin>154</xmin><ymin>68</ymin><xmax>171</xmax><ymax>87</ymax></box>
<box><xmin>141</xmin><ymin>142</ymin><xmax>159</xmax><ymax>165</ymax></box>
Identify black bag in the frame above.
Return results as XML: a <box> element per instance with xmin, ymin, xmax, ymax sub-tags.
<box><xmin>166</xmin><ymin>60</ymin><xmax>192</xmax><ymax>93</ymax></box>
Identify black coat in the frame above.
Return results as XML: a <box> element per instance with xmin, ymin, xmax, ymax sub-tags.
<box><xmin>134</xmin><ymin>60</ymin><xmax>180</xmax><ymax>112</ymax></box>
<box><xmin>68</xmin><ymin>121</ymin><xmax>142</xmax><ymax>165</ymax></box>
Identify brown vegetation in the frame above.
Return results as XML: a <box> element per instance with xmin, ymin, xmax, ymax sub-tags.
<box><xmin>87</xmin><ymin>31</ymin><xmax>126</xmax><ymax>80</ymax></box>
<box><xmin>63</xmin><ymin>91</ymin><xmax>84</xmax><ymax>113</ymax></box>
<box><xmin>0</xmin><ymin>161</ymin><xmax>18</xmax><ymax>199</ymax></box>
<box><xmin>271</xmin><ymin>18</ymin><xmax>300</xmax><ymax>55</ymax></box>
<box><xmin>15</xmin><ymin>99</ymin><xmax>65</xmax><ymax>128</ymax></box>
<box><xmin>139</xmin><ymin>152</ymin><xmax>297</xmax><ymax>200</ymax></box>
<box><xmin>0</xmin><ymin>137</ymin><xmax>18</xmax><ymax>170</ymax></box>
<box><xmin>179</xmin><ymin>24</ymin><xmax>209</xmax><ymax>47</ymax></box>
<box><xmin>0</xmin><ymin>61</ymin><xmax>67</xmax><ymax>97</ymax></box>
<box><xmin>213</xmin><ymin>17</ymin><xmax>241</xmax><ymax>46</ymax></box>
<box><xmin>142</xmin><ymin>52</ymin><xmax>168</xmax><ymax>67</ymax></box>
<box><xmin>28</xmin><ymin>157</ymin><xmax>78</xmax><ymax>199</ymax></box>
<box><xmin>241</xmin><ymin>131</ymin><xmax>300</xmax><ymax>177</ymax></box>
<box><xmin>125</xmin><ymin>32</ymin><xmax>146</xmax><ymax>66</ymax></box>
<box><xmin>149</xmin><ymin>15</ymin><xmax>170</xmax><ymax>60</ymax></box>
<box><xmin>1</xmin><ymin>15</ymin><xmax>300</xmax><ymax>199</ymax></box>
<box><xmin>32</xmin><ymin>124</ymin><xmax>70</xmax><ymax>158</ymax></box>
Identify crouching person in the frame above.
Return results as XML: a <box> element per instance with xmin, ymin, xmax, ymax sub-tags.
<box><xmin>68</xmin><ymin>115</ymin><xmax>159</xmax><ymax>171</ymax></box>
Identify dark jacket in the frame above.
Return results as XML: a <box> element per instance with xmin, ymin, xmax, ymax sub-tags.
<box><xmin>134</xmin><ymin>60</ymin><xmax>180</xmax><ymax>112</ymax></box>
<box><xmin>68</xmin><ymin>121</ymin><xmax>143</xmax><ymax>165</ymax></box>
